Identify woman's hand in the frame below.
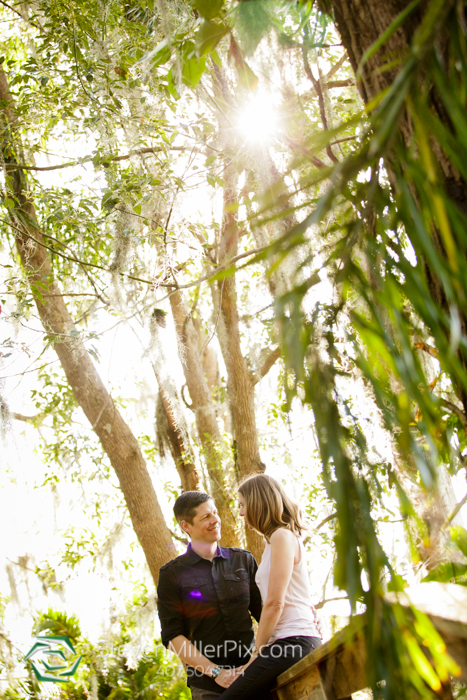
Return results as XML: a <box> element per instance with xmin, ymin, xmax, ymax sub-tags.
<box><xmin>214</xmin><ymin>668</ymin><xmax>239</xmax><ymax>689</ymax></box>
<box><xmin>233</xmin><ymin>652</ymin><xmax>258</xmax><ymax>676</ymax></box>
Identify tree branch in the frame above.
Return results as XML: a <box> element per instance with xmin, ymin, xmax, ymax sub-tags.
<box><xmin>316</xmin><ymin>512</ymin><xmax>338</xmax><ymax>529</ymax></box>
<box><xmin>441</xmin><ymin>492</ymin><xmax>467</xmax><ymax>531</ymax></box>
<box><xmin>12</xmin><ymin>412</ymin><xmax>40</xmax><ymax>423</ymax></box>
<box><xmin>158</xmin><ymin>245</ymin><xmax>273</xmax><ymax>294</ymax></box>
<box><xmin>302</xmin><ymin>29</ymin><xmax>338</xmax><ymax>164</ymax></box>
<box><xmin>2</xmin><ymin>216</ymin><xmax>109</xmax><ymax>302</ymax></box>
<box><xmin>324</xmin><ymin>53</ymin><xmax>348</xmax><ymax>81</ymax></box>
<box><xmin>254</xmin><ymin>346</ymin><xmax>281</xmax><ymax>384</ymax></box>
<box><xmin>4</xmin><ymin>146</ymin><xmax>204</xmax><ymax>172</ymax></box>
<box><xmin>326</xmin><ymin>79</ymin><xmax>354</xmax><ymax>88</ymax></box>
<box><xmin>167</xmin><ymin>528</ymin><xmax>189</xmax><ymax>546</ymax></box>
<box><xmin>315</xmin><ymin>595</ymin><xmax>349</xmax><ymax>610</ymax></box>
<box><xmin>3</xmin><ymin>216</ymin><xmax>273</xmax><ymax>295</ymax></box>
<box><xmin>439</xmin><ymin>398</ymin><xmax>467</xmax><ymax>431</ymax></box>
<box><xmin>281</xmin><ymin>134</ymin><xmax>327</xmax><ymax>170</ymax></box>
<box><xmin>0</xmin><ymin>0</ymin><xmax>42</xmax><ymax>30</ymax></box>
<box><xmin>303</xmin><ymin>512</ymin><xmax>338</xmax><ymax>546</ymax></box>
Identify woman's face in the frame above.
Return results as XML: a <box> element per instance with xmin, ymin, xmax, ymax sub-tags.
<box><xmin>238</xmin><ymin>493</ymin><xmax>253</xmax><ymax>530</ymax></box>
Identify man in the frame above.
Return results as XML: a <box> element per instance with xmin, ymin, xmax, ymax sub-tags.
<box><xmin>157</xmin><ymin>491</ymin><xmax>262</xmax><ymax>699</ymax></box>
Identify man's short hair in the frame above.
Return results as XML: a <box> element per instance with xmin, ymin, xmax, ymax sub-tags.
<box><xmin>174</xmin><ymin>491</ymin><xmax>212</xmax><ymax>525</ymax></box>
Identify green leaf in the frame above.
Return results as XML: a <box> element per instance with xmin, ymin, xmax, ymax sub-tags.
<box><xmin>387</xmin><ymin>574</ymin><xmax>407</xmax><ymax>592</ymax></box>
<box><xmin>450</xmin><ymin>525</ymin><xmax>467</xmax><ymax>557</ymax></box>
<box><xmin>195</xmin><ymin>20</ymin><xmax>229</xmax><ymax>57</ymax></box>
<box><xmin>30</xmin><ymin>284</ymin><xmax>44</xmax><ymax>305</ymax></box>
<box><xmin>136</xmin><ymin>39</ymin><xmax>171</xmax><ymax>67</ymax></box>
<box><xmin>228</xmin><ymin>36</ymin><xmax>259</xmax><ymax>90</ymax></box>
<box><xmin>211</xmin><ymin>49</ymin><xmax>222</xmax><ymax>67</ymax></box>
<box><xmin>101</xmin><ymin>190</ymin><xmax>119</xmax><ymax>211</ymax></box>
<box><xmin>422</xmin><ymin>562</ymin><xmax>467</xmax><ymax>583</ymax></box>
<box><xmin>234</xmin><ymin>1</ymin><xmax>272</xmax><ymax>56</ymax></box>
<box><xmin>181</xmin><ymin>56</ymin><xmax>206</xmax><ymax>88</ymax></box>
<box><xmin>166</xmin><ymin>67</ymin><xmax>180</xmax><ymax>99</ymax></box>
<box><xmin>191</xmin><ymin>0</ymin><xmax>224</xmax><ymax>20</ymax></box>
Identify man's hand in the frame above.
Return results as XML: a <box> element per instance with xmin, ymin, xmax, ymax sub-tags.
<box><xmin>214</xmin><ymin>668</ymin><xmax>238</xmax><ymax>689</ymax></box>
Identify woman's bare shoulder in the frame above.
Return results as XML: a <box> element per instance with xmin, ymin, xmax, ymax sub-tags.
<box><xmin>270</xmin><ymin>527</ymin><xmax>295</xmax><ymax>544</ymax></box>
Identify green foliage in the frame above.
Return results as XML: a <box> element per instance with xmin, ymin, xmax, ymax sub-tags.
<box><xmin>96</xmin><ymin>642</ymin><xmax>190</xmax><ymax>700</ymax></box>
<box><xmin>1</xmin><ymin>1</ymin><xmax>466</xmax><ymax>698</ymax></box>
<box><xmin>33</xmin><ymin>608</ymin><xmax>82</xmax><ymax>641</ymax></box>
<box><xmin>251</xmin><ymin>0</ymin><xmax>467</xmax><ymax>696</ymax></box>
<box><xmin>4</xmin><ymin>606</ymin><xmax>186</xmax><ymax>700</ymax></box>
<box><xmin>422</xmin><ymin>526</ymin><xmax>467</xmax><ymax>584</ymax></box>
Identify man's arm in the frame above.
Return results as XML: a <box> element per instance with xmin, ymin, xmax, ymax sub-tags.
<box><xmin>247</xmin><ymin>553</ymin><xmax>262</xmax><ymax>622</ymax></box>
<box><xmin>157</xmin><ymin>566</ymin><xmax>186</xmax><ymax>649</ymax></box>
<box><xmin>169</xmin><ymin>635</ymin><xmax>237</xmax><ymax>689</ymax></box>
<box><xmin>157</xmin><ymin>568</ymin><xmax>237</xmax><ymax>689</ymax></box>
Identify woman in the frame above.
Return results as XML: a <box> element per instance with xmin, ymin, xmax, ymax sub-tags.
<box><xmin>217</xmin><ymin>473</ymin><xmax>322</xmax><ymax>700</ymax></box>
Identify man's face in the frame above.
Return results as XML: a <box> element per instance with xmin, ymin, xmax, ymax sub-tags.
<box><xmin>182</xmin><ymin>499</ymin><xmax>221</xmax><ymax>543</ymax></box>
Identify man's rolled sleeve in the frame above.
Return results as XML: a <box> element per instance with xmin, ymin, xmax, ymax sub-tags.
<box><xmin>157</xmin><ymin>566</ymin><xmax>186</xmax><ymax>648</ymax></box>
<box><xmin>247</xmin><ymin>553</ymin><xmax>262</xmax><ymax>622</ymax></box>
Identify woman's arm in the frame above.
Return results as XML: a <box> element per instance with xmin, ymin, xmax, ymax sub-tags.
<box><xmin>254</xmin><ymin>528</ymin><xmax>296</xmax><ymax>652</ymax></box>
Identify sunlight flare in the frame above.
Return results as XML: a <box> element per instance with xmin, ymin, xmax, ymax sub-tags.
<box><xmin>237</xmin><ymin>93</ymin><xmax>280</xmax><ymax>142</ymax></box>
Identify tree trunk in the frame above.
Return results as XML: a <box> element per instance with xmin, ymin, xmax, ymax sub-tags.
<box><xmin>156</xmin><ymin>390</ymin><xmax>201</xmax><ymax>493</ymax></box>
<box><xmin>213</xmin><ymin>161</ymin><xmax>266</xmax><ymax>560</ymax></box>
<box><xmin>169</xmin><ymin>289</ymin><xmax>239</xmax><ymax>547</ymax></box>
<box><xmin>0</xmin><ymin>68</ymin><xmax>176</xmax><ymax>584</ymax></box>
<box><xmin>330</xmin><ymin>0</ymin><xmax>467</xmax><ymax>408</ymax></box>
<box><xmin>328</xmin><ymin>0</ymin><xmax>465</xmax><ymax>565</ymax></box>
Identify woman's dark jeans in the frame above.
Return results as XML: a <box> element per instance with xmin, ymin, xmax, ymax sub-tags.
<box><xmin>215</xmin><ymin>635</ymin><xmax>321</xmax><ymax>700</ymax></box>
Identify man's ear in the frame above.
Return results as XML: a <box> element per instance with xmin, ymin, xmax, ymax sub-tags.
<box><xmin>180</xmin><ymin>519</ymin><xmax>192</xmax><ymax>536</ymax></box>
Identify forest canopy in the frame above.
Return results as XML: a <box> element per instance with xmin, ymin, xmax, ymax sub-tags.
<box><xmin>1</xmin><ymin>0</ymin><xmax>467</xmax><ymax>699</ymax></box>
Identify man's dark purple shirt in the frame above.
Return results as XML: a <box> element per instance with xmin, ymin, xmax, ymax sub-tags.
<box><xmin>157</xmin><ymin>544</ymin><xmax>262</xmax><ymax>692</ymax></box>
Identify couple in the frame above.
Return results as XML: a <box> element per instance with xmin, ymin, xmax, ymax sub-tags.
<box><xmin>157</xmin><ymin>473</ymin><xmax>322</xmax><ymax>700</ymax></box>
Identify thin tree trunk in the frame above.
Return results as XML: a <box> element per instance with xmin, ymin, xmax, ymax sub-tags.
<box><xmin>0</xmin><ymin>68</ymin><xmax>176</xmax><ymax>584</ymax></box>
<box><xmin>169</xmin><ymin>289</ymin><xmax>239</xmax><ymax>547</ymax></box>
<box><xmin>213</xmin><ymin>161</ymin><xmax>266</xmax><ymax>560</ymax></box>
<box><xmin>157</xmin><ymin>390</ymin><xmax>201</xmax><ymax>492</ymax></box>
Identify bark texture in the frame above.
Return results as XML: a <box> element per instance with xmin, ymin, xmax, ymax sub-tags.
<box><xmin>329</xmin><ymin>0</ymin><xmax>465</xmax><ymax>564</ymax></box>
<box><xmin>157</xmin><ymin>390</ymin><xmax>201</xmax><ymax>492</ymax></box>
<box><xmin>330</xmin><ymin>0</ymin><xmax>467</xmax><ymax>410</ymax></box>
<box><xmin>169</xmin><ymin>289</ymin><xmax>239</xmax><ymax>547</ymax></box>
<box><xmin>0</xmin><ymin>68</ymin><xmax>176</xmax><ymax>584</ymax></box>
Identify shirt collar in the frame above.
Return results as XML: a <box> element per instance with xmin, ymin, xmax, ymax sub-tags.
<box><xmin>186</xmin><ymin>543</ymin><xmax>228</xmax><ymax>561</ymax></box>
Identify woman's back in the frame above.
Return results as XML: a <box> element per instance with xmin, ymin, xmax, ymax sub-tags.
<box><xmin>256</xmin><ymin>532</ymin><xmax>320</xmax><ymax>643</ymax></box>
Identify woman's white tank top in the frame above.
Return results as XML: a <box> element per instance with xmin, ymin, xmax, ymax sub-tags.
<box><xmin>255</xmin><ymin>534</ymin><xmax>320</xmax><ymax>644</ymax></box>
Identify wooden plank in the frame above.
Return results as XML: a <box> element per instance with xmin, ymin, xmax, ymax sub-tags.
<box><xmin>275</xmin><ymin>616</ymin><xmax>366</xmax><ymax>689</ymax></box>
<box><xmin>273</xmin><ymin>583</ymin><xmax>467</xmax><ymax>700</ymax></box>
<box><xmin>276</xmin><ymin>664</ymin><xmax>325</xmax><ymax>700</ymax></box>
<box><xmin>320</xmin><ymin>632</ymin><xmax>367</xmax><ymax>699</ymax></box>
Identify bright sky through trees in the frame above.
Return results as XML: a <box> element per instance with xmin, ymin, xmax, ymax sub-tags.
<box><xmin>236</xmin><ymin>93</ymin><xmax>280</xmax><ymax>143</ymax></box>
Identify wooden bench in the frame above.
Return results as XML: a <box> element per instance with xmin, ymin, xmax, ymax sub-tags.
<box><xmin>272</xmin><ymin>583</ymin><xmax>467</xmax><ymax>700</ymax></box>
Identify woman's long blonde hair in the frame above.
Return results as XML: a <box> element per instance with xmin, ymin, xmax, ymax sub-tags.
<box><xmin>238</xmin><ymin>473</ymin><xmax>308</xmax><ymax>539</ymax></box>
